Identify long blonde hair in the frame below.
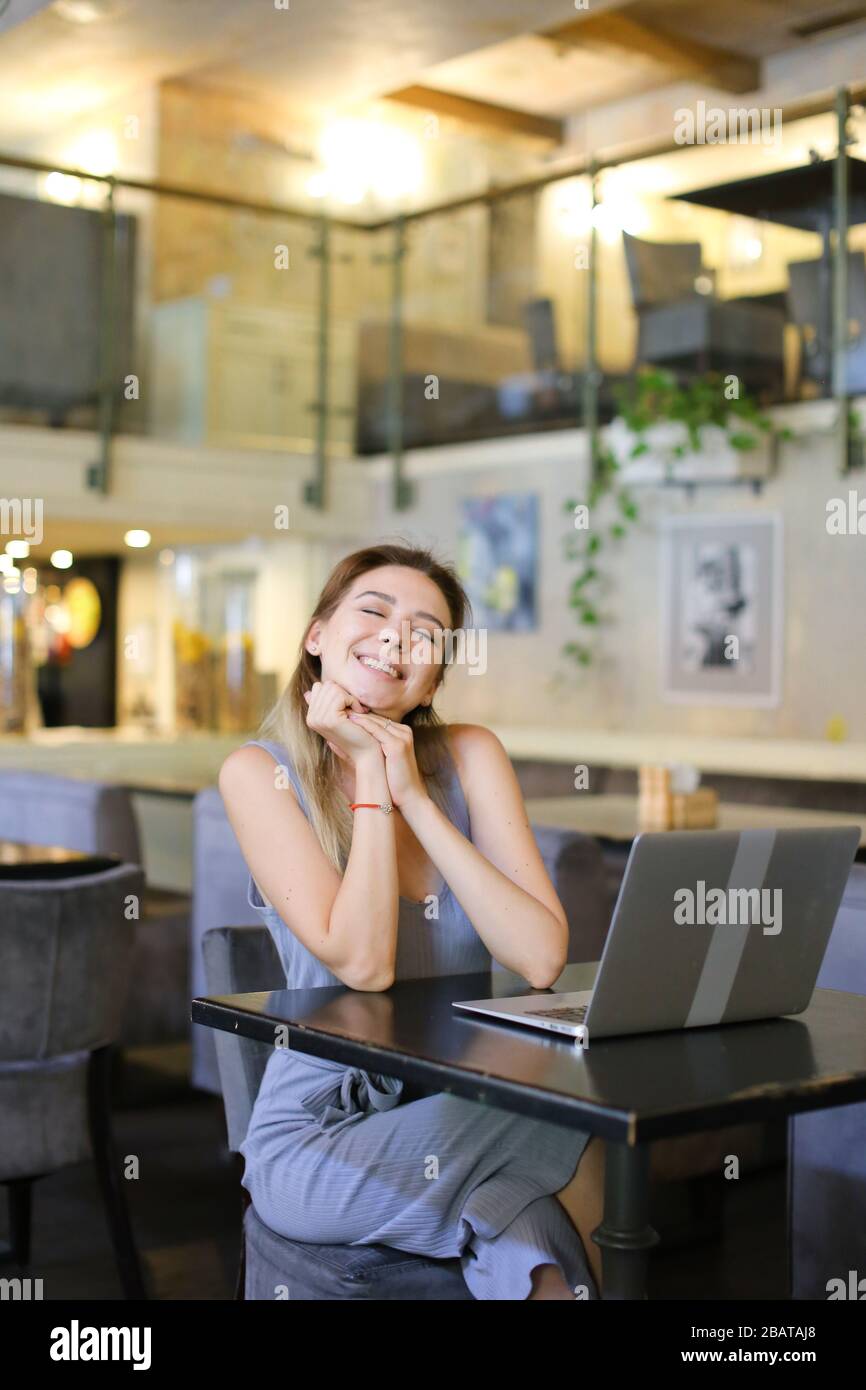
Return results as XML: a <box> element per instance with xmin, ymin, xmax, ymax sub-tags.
<box><xmin>257</xmin><ymin>542</ymin><xmax>470</xmax><ymax>870</ymax></box>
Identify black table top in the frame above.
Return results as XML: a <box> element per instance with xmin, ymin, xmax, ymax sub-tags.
<box><xmin>675</xmin><ymin>156</ymin><xmax>866</xmax><ymax>232</ymax></box>
<box><xmin>0</xmin><ymin>841</ymin><xmax>121</xmax><ymax>879</ymax></box>
<box><xmin>192</xmin><ymin>962</ymin><xmax>866</xmax><ymax>1144</ymax></box>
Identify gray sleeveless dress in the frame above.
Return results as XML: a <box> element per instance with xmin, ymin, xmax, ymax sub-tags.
<box><xmin>237</xmin><ymin>736</ymin><xmax>598</xmax><ymax>1300</ymax></box>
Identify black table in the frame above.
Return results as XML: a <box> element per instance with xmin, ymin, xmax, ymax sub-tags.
<box><xmin>676</xmin><ymin>157</ymin><xmax>866</xmax><ymax>385</ymax></box>
<box><xmin>0</xmin><ymin>840</ymin><xmax>121</xmax><ymax>879</ymax></box>
<box><xmin>193</xmin><ymin>962</ymin><xmax>866</xmax><ymax>1300</ymax></box>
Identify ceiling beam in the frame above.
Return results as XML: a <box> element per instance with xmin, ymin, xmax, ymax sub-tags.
<box><xmin>384</xmin><ymin>85</ymin><xmax>563</xmax><ymax>143</ymax></box>
<box><xmin>546</xmin><ymin>9</ymin><xmax>760</xmax><ymax>95</ymax></box>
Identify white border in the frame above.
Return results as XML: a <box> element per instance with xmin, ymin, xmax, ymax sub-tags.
<box><xmin>659</xmin><ymin>512</ymin><xmax>784</xmax><ymax>708</ymax></box>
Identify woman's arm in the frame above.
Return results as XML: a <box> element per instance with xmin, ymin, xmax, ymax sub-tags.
<box><xmin>219</xmin><ymin>719</ymin><xmax>400</xmax><ymax>991</ymax></box>
<box><xmin>348</xmin><ymin>717</ymin><xmax>569</xmax><ymax>989</ymax></box>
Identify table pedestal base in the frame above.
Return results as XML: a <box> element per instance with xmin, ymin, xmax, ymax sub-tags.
<box><xmin>592</xmin><ymin>1142</ymin><xmax>660</xmax><ymax>1300</ymax></box>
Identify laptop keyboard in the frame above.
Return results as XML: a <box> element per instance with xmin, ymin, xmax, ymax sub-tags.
<box><xmin>529</xmin><ymin>1004</ymin><xmax>588</xmax><ymax>1024</ymax></box>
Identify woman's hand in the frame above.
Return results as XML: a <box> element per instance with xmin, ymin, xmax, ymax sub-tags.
<box><xmin>303</xmin><ymin>681</ymin><xmax>382</xmax><ymax>766</ymax></box>
<box><xmin>346</xmin><ymin>712</ymin><xmax>428</xmax><ymax>809</ymax></box>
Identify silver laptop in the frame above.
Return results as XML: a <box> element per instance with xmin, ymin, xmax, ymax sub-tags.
<box><xmin>452</xmin><ymin>827</ymin><xmax>860</xmax><ymax>1042</ymax></box>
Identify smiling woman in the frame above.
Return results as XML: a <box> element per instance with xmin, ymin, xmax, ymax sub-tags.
<box><xmin>251</xmin><ymin>542</ymin><xmax>467</xmax><ymax>871</ymax></box>
<box><xmin>217</xmin><ymin>541</ymin><xmax>602</xmax><ymax>1301</ymax></box>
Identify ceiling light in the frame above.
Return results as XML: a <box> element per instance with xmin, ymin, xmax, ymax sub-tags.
<box><xmin>124</xmin><ymin>529</ymin><xmax>151</xmax><ymax>549</ymax></box>
<box><xmin>50</xmin><ymin>549</ymin><xmax>74</xmax><ymax>569</ymax></box>
<box><xmin>306</xmin><ymin>171</ymin><xmax>331</xmax><ymax>199</ymax></box>
<box><xmin>592</xmin><ymin>195</ymin><xmax>649</xmax><ymax>244</ymax></box>
<box><xmin>5</xmin><ymin>539</ymin><xmax>29</xmax><ymax>558</ymax></box>
<box><xmin>552</xmin><ymin>179</ymin><xmax>592</xmax><ymax>237</ymax></box>
<box><xmin>317</xmin><ymin>119</ymin><xmax>423</xmax><ymax>204</ymax></box>
<box><xmin>43</xmin><ymin>171</ymin><xmax>82</xmax><ymax>205</ymax></box>
<box><xmin>69</xmin><ymin>130</ymin><xmax>118</xmax><ymax>177</ymax></box>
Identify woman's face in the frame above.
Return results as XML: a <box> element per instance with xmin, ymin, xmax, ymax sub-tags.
<box><xmin>305</xmin><ymin>565</ymin><xmax>453</xmax><ymax>719</ymax></box>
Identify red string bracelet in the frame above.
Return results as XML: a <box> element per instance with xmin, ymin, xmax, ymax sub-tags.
<box><xmin>350</xmin><ymin>801</ymin><xmax>393</xmax><ymax>814</ymax></box>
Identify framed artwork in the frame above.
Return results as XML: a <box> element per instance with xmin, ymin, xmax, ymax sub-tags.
<box><xmin>660</xmin><ymin>513</ymin><xmax>783</xmax><ymax>706</ymax></box>
<box><xmin>458</xmin><ymin>493</ymin><xmax>538</xmax><ymax>631</ymax></box>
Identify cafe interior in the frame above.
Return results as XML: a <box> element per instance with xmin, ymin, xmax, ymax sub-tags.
<box><xmin>1</xmin><ymin>0</ymin><xmax>865</xmax><ymax>1317</ymax></box>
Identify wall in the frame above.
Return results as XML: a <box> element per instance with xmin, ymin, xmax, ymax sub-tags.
<box><xmin>370</xmin><ymin>410</ymin><xmax>866</xmax><ymax>742</ymax></box>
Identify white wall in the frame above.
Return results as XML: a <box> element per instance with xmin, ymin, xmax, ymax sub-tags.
<box><xmin>370</xmin><ymin>413</ymin><xmax>866</xmax><ymax>742</ymax></box>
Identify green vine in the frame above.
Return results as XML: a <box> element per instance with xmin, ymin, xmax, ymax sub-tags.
<box><xmin>560</xmin><ymin>369</ymin><xmax>783</xmax><ymax>669</ymax></box>
<box><xmin>615</xmin><ymin>367</ymin><xmax>777</xmax><ymax>460</ymax></box>
<box><xmin>561</xmin><ymin>447</ymin><xmax>638</xmax><ymax>667</ymax></box>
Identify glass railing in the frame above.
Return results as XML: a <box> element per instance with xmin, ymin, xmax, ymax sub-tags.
<box><xmin>1</xmin><ymin>89</ymin><xmax>865</xmax><ymax>487</ymax></box>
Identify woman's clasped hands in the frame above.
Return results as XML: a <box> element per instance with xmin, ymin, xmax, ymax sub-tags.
<box><xmin>302</xmin><ymin>679</ymin><xmax>428</xmax><ymax>810</ymax></box>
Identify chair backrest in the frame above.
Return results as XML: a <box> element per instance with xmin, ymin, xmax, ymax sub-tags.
<box><xmin>787</xmin><ymin>251</ymin><xmax>866</xmax><ymax>337</ymax></box>
<box><xmin>0</xmin><ymin>770</ymin><xmax>141</xmax><ymax>864</ymax></box>
<box><xmin>622</xmin><ymin>232</ymin><xmax>705</xmax><ymax>308</ymax></box>
<box><xmin>522</xmin><ymin>297</ymin><xmax>559</xmax><ymax>371</ymax></box>
<box><xmin>202</xmin><ymin>924</ymin><xmax>285</xmax><ymax>1151</ymax></box>
<box><xmin>787</xmin><ymin>256</ymin><xmax>824</xmax><ymax>336</ymax></box>
<box><xmin>0</xmin><ymin>862</ymin><xmax>145</xmax><ymax>1061</ymax></box>
<box><xmin>815</xmin><ymin>862</ymin><xmax>866</xmax><ymax>992</ymax></box>
<box><xmin>191</xmin><ymin>786</ymin><xmax>264</xmax><ymax>1092</ymax></box>
<box><xmin>532</xmin><ymin>823</ymin><xmax>611</xmax><ymax>964</ymax></box>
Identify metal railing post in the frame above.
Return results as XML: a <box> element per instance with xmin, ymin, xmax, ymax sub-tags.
<box><xmin>833</xmin><ymin>87</ymin><xmax>851</xmax><ymax>473</ymax></box>
<box><xmin>304</xmin><ymin>213</ymin><xmax>331</xmax><ymax>508</ymax></box>
<box><xmin>87</xmin><ymin>178</ymin><xmax>117</xmax><ymax>494</ymax></box>
<box><xmin>387</xmin><ymin>216</ymin><xmax>412</xmax><ymax>510</ymax></box>
<box><xmin>583</xmin><ymin>162</ymin><xmax>601</xmax><ymax>484</ymax></box>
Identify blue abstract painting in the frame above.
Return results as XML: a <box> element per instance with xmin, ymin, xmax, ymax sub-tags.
<box><xmin>458</xmin><ymin>493</ymin><xmax>538</xmax><ymax>631</ymax></box>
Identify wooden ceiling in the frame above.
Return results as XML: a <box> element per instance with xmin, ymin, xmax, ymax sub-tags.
<box><xmin>387</xmin><ymin>0</ymin><xmax>866</xmax><ymax>137</ymax></box>
<box><xmin>1</xmin><ymin>0</ymin><xmax>865</xmax><ymax>150</ymax></box>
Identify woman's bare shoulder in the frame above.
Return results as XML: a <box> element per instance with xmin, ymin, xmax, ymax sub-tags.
<box><xmin>218</xmin><ymin>744</ymin><xmax>300</xmax><ymax>806</ymax></box>
<box><xmin>218</xmin><ymin>743</ymin><xmax>276</xmax><ymax>789</ymax></box>
<box><xmin>445</xmin><ymin>722</ymin><xmax>506</xmax><ymax>753</ymax></box>
<box><xmin>444</xmin><ymin>723</ymin><xmax>508</xmax><ymax>777</ymax></box>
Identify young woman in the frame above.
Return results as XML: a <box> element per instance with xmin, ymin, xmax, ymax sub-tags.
<box><xmin>219</xmin><ymin>542</ymin><xmax>608</xmax><ymax>1300</ymax></box>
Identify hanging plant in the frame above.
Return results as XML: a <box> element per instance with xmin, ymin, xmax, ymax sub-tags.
<box><xmin>614</xmin><ymin>367</ymin><xmax>776</xmax><ymax>461</ymax></box>
<box><xmin>561</xmin><ymin>446</ymin><xmax>639</xmax><ymax>668</ymax></box>
<box><xmin>560</xmin><ymin>369</ymin><xmax>784</xmax><ymax>669</ymax></box>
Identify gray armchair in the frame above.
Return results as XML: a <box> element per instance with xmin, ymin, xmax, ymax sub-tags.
<box><xmin>787</xmin><ymin>250</ymin><xmax>866</xmax><ymax>395</ymax></box>
<box><xmin>0</xmin><ymin>862</ymin><xmax>147</xmax><ymax>1297</ymax></box>
<box><xmin>0</xmin><ymin>771</ymin><xmax>190</xmax><ymax>1046</ymax></box>
<box><xmin>622</xmin><ymin>231</ymin><xmax>785</xmax><ymax>394</ymax></box>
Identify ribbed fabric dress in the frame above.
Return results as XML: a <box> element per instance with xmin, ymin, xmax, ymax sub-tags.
<box><xmin>237</xmin><ymin>736</ymin><xmax>598</xmax><ymax>1300</ymax></box>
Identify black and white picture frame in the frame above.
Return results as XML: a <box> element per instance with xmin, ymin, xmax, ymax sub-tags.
<box><xmin>660</xmin><ymin>513</ymin><xmax>783</xmax><ymax>706</ymax></box>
